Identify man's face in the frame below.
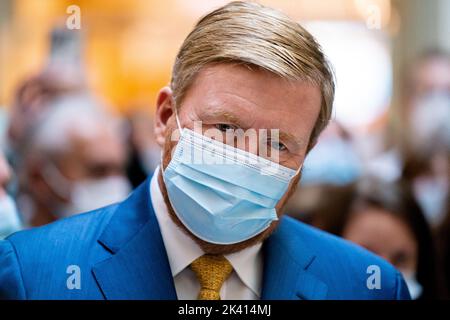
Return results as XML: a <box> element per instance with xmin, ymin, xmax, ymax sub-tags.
<box><xmin>33</xmin><ymin>123</ymin><xmax>127</xmax><ymax>210</ymax></box>
<box><xmin>155</xmin><ymin>63</ymin><xmax>321</xmax><ymax>253</ymax></box>
<box><xmin>58</xmin><ymin>125</ymin><xmax>127</xmax><ymax>183</ymax></box>
<box><xmin>410</xmin><ymin>57</ymin><xmax>450</xmax><ymax>102</ymax></box>
<box><xmin>26</xmin><ymin>120</ymin><xmax>129</xmax><ymax>225</ymax></box>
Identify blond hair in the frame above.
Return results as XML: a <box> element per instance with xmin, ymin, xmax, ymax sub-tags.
<box><xmin>171</xmin><ymin>1</ymin><xmax>335</xmax><ymax>146</ymax></box>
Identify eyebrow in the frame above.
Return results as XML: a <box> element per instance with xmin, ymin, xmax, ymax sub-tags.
<box><xmin>209</xmin><ymin>109</ymin><xmax>243</xmax><ymax>125</ymax></box>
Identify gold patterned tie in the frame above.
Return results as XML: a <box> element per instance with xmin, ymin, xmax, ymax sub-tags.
<box><xmin>190</xmin><ymin>254</ymin><xmax>233</xmax><ymax>300</ymax></box>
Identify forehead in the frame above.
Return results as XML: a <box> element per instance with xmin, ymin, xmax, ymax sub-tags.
<box><xmin>179</xmin><ymin>64</ymin><xmax>321</xmax><ymax>139</ymax></box>
<box><xmin>345</xmin><ymin>209</ymin><xmax>416</xmax><ymax>247</ymax></box>
<box><xmin>65</xmin><ymin>125</ymin><xmax>124</xmax><ymax>163</ymax></box>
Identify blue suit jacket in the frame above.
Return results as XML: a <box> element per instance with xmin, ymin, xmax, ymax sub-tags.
<box><xmin>0</xmin><ymin>178</ymin><xmax>410</xmax><ymax>300</ymax></box>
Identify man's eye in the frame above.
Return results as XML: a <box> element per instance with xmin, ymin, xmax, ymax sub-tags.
<box><xmin>215</xmin><ymin>123</ymin><xmax>236</xmax><ymax>132</ymax></box>
<box><xmin>270</xmin><ymin>141</ymin><xmax>287</xmax><ymax>152</ymax></box>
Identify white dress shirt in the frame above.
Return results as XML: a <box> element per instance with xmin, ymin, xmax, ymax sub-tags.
<box><xmin>150</xmin><ymin>167</ymin><xmax>263</xmax><ymax>300</ymax></box>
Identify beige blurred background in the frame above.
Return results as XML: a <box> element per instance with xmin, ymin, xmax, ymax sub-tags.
<box><xmin>1</xmin><ymin>0</ymin><xmax>448</xmax><ymax>117</ymax></box>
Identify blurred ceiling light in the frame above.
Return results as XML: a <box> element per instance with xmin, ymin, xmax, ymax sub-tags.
<box><xmin>175</xmin><ymin>0</ymin><xmax>391</xmax><ymax>26</ymax></box>
<box><xmin>175</xmin><ymin>0</ymin><xmax>230</xmax><ymax>17</ymax></box>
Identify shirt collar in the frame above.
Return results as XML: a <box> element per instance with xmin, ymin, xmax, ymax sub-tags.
<box><xmin>150</xmin><ymin>166</ymin><xmax>263</xmax><ymax>297</ymax></box>
<box><xmin>226</xmin><ymin>241</ymin><xmax>263</xmax><ymax>297</ymax></box>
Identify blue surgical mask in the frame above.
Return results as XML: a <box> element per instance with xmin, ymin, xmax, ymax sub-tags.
<box><xmin>162</xmin><ymin>118</ymin><xmax>300</xmax><ymax>245</ymax></box>
<box><xmin>413</xmin><ymin>177</ymin><xmax>448</xmax><ymax>226</ymax></box>
<box><xmin>402</xmin><ymin>272</ymin><xmax>423</xmax><ymax>300</ymax></box>
<box><xmin>410</xmin><ymin>91</ymin><xmax>450</xmax><ymax>150</ymax></box>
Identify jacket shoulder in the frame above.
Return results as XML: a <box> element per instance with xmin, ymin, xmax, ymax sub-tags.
<box><xmin>0</xmin><ymin>205</ymin><xmax>117</xmax><ymax>299</ymax></box>
<box><xmin>7</xmin><ymin>205</ymin><xmax>115</xmax><ymax>248</ymax></box>
<box><xmin>0</xmin><ymin>240</ymin><xmax>26</xmax><ymax>299</ymax></box>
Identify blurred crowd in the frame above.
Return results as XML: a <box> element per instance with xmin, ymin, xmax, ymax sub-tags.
<box><xmin>287</xmin><ymin>50</ymin><xmax>450</xmax><ymax>299</ymax></box>
<box><xmin>0</xmin><ymin>29</ymin><xmax>449</xmax><ymax>300</ymax></box>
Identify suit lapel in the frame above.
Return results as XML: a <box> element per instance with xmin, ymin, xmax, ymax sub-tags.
<box><xmin>261</xmin><ymin>218</ymin><xmax>328</xmax><ymax>300</ymax></box>
<box><xmin>91</xmin><ymin>177</ymin><xmax>327</xmax><ymax>300</ymax></box>
<box><xmin>92</xmin><ymin>178</ymin><xmax>177</xmax><ymax>300</ymax></box>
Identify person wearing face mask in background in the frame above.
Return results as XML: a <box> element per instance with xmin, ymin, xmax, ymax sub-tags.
<box><xmin>285</xmin><ymin>121</ymin><xmax>363</xmax><ymax>225</ymax></box>
<box><xmin>401</xmin><ymin>49</ymin><xmax>450</xmax><ymax>227</ymax></box>
<box><xmin>0</xmin><ymin>151</ymin><xmax>22</xmax><ymax>239</ymax></box>
<box><xmin>437</xmin><ymin>198</ymin><xmax>450</xmax><ymax>298</ymax></box>
<box><xmin>2</xmin><ymin>28</ymin><xmax>88</xmax><ymax>229</ymax></box>
<box><xmin>15</xmin><ymin>93</ymin><xmax>131</xmax><ymax>227</ymax></box>
<box><xmin>0</xmin><ymin>109</ymin><xmax>23</xmax><ymax>239</ymax></box>
<box><xmin>300</xmin><ymin>121</ymin><xmax>362</xmax><ymax>186</ymax></box>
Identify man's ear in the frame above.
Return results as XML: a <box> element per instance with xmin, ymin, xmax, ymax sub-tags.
<box><xmin>154</xmin><ymin>86</ymin><xmax>175</xmax><ymax>148</ymax></box>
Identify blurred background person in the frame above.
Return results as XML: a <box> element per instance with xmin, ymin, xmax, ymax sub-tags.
<box><xmin>286</xmin><ymin>50</ymin><xmax>450</xmax><ymax>298</ymax></box>
<box><xmin>400</xmin><ymin>50</ymin><xmax>450</xmax><ymax>227</ymax></box>
<box><xmin>16</xmin><ymin>94</ymin><xmax>131</xmax><ymax>227</ymax></box>
<box><xmin>288</xmin><ymin>121</ymin><xmax>363</xmax><ymax>226</ymax></box>
<box><xmin>437</xmin><ymin>201</ymin><xmax>450</xmax><ymax>298</ymax></box>
<box><xmin>7</xmin><ymin>71</ymin><xmax>84</xmax><ymax>161</ymax></box>
<box><xmin>1</xmin><ymin>96</ymin><xmax>23</xmax><ymax>239</ymax></box>
<box><xmin>0</xmin><ymin>151</ymin><xmax>22</xmax><ymax>239</ymax></box>
<box><xmin>291</xmin><ymin>180</ymin><xmax>441</xmax><ymax>299</ymax></box>
<box><xmin>342</xmin><ymin>181</ymin><xmax>441</xmax><ymax>300</ymax></box>
<box><xmin>301</xmin><ymin>121</ymin><xmax>362</xmax><ymax>186</ymax></box>
<box><xmin>4</xmin><ymin>27</ymin><xmax>86</xmax><ymax>209</ymax></box>
<box><xmin>7</xmin><ymin>28</ymin><xmax>85</xmax><ymax>162</ymax></box>
<box><xmin>2</xmin><ymin>25</ymin><xmax>136</xmax><ymax>228</ymax></box>
<box><xmin>125</xmin><ymin>108</ymin><xmax>160</xmax><ymax>188</ymax></box>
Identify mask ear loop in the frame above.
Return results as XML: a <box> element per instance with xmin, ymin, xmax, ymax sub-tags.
<box><xmin>171</xmin><ymin>94</ymin><xmax>183</xmax><ymax>134</ymax></box>
<box><xmin>293</xmin><ymin>163</ymin><xmax>303</xmax><ymax>181</ymax></box>
<box><xmin>160</xmin><ymin>99</ymin><xmax>183</xmax><ymax>174</ymax></box>
<box><xmin>174</xmin><ymin>108</ymin><xmax>182</xmax><ymax>133</ymax></box>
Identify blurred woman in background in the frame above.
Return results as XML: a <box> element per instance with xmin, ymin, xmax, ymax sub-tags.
<box><xmin>294</xmin><ymin>180</ymin><xmax>442</xmax><ymax>299</ymax></box>
<box><xmin>0</xmin><ymin>151</ymin><xmax>22</xmax><ymax>239</ymax></box>
<box><xmin>342</xmin><ymin>181</ymin><xmax>441</xmax><ymax>299</ymax></box>
<box><xmin>437</xmin><ymin>197</ymin><xmax>450</xmax><ymax>298</ymax></box>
